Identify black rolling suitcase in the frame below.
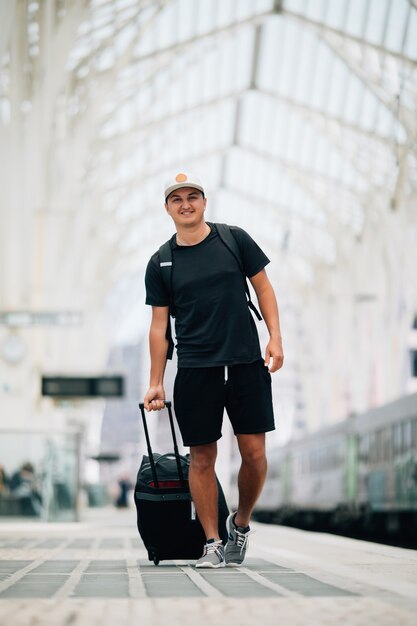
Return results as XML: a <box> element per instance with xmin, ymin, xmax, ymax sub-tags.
<box><xmin>134</xmin><ymin>401</ymin><xmax>229</xmax><ymax>565</ymax></box>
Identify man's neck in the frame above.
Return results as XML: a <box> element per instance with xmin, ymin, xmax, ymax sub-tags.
<box><xmin>176</xmin><ymin>221</ymin><xmax>210</xmax><ymax>246</ymax></box>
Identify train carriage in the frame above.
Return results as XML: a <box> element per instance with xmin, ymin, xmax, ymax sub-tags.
<box><xmin>245</xmin><ymin>392</ymin><xmax>417</xmax><ymax>537</ymax></box>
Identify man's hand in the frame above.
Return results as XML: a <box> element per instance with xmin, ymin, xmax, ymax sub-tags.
<box><xmin>264</xmin><ymin>337</ymin><xmax>284</xmax><ymax>373</ymax></box>
<box><xmin>144</xmin><ymin>385</ymin><xmax>166</xmax><ymax>411</ymax></box>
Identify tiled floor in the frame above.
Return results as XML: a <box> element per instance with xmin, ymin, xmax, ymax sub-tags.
<box><xmin>0</xmin><ymin>507</ymin><xmax>416</xmax><ymax>625</ymax></box>
<box><xmin>0</xmin><ymin>553</ymin><xmax>358</xmax><ymax>599</ymax></box>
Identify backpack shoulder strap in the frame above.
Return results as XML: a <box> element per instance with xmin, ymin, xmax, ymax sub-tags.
<box><xmin>157</xmin><ymin>239</ymin><xmax>175</xmax><ymax>360</ymax></box>
<box><xmin>158</xmin><ymin>240</ymin><xmax>173</xmax><ymax>300</ymax></box>
<box><xmin>214</xmin><ymin>223</ymin><xmax>263</xmax><ymax>321</ymax></box>
<box><xmin>215</xmin><ymin>223</ymin><xmax>243</xmax><ymax>272</ymax></box>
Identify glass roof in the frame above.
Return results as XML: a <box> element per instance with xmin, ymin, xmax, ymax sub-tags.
<box><xmin>2</xmin><ymin>0</ymin><xmax>416</xmax><ymax>298</ymax></box>
<box><xmin>57</xmin><ymin>0</ymin><xmax>417</xmax><ymax>279</ymax></box>
<box><xmin>1</xmin><ymin>0</ymin><xmax>416</xmax><ymax>435</ymax></box>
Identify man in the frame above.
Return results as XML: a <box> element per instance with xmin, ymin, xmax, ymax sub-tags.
<box><xmin>143</xmin><ymin>172</ymin><xmax>284</xmax><ymax>568</ymax></box>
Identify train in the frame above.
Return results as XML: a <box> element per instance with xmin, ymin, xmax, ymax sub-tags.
<box><xmin>230</xmin><ymin>392</ymin><xmax>417</xmax><ymax>538</ymax></box>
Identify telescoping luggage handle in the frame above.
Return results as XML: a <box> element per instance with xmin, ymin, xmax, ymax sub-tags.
<box><xmin>138</xmin><ymin>401</ymin><xmax>186</xmax><ymax>489</ymax></box>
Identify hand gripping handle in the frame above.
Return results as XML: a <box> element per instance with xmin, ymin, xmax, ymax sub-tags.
<box><xmin>138</xmin><ymin>401</ymin><xmax>186</xmax><ymax>488</ymax></box>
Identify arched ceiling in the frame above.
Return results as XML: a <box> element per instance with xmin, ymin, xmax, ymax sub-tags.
<box><xmin>65</xmin><ymin>0</ymin><xmax>417</xmax><ymax>284</ymax></box>
<box><xmin>1</xmin><ymin>0</ymin><xmax>416</xmax><ymax>430</ymax></box>
<box><xmin>2</xmin><ymin>0</ymin><xmax>416</xmax><ymax>290</ymax></box>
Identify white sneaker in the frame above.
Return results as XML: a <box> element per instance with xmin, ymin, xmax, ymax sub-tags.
<box><xmin>224</xmin><ymin>512</ymin><xmax>254</xmax><ymax>566</ymax></box>
<box><xmin>195</xmin><ymin>540</ymin><xmax>225</xmax><ymax>568</ymax></box>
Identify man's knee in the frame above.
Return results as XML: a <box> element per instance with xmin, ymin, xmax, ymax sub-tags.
<box><xmin>189</xmin><ymin>442</ymin><xmax>217</xmax><ymax>472</ymax></box>
<box><xmin>238</xmin><ymin>434</ymin><xmax>266</xmax><ymax>466</ymax></box>
<box><xmin>242</xmin><ymin>447</ymin><xmax>266</xmax><ymax>466</ymax></box>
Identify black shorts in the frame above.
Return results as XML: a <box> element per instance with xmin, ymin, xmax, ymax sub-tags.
<box><xmin>173</xmin><ymin>358</ymin><xmax>275</xmax><ymax>446</ymax></box>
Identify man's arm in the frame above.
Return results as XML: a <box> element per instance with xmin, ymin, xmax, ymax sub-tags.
<box><xmin>143</xmin><ymin>305</ymin><xmax>170</xmax><ymax>411</ymax></box>
<box><xmin>249</xmin><ymin>269</ymin><xmax>284</xmax><ymax>373</ymax></box>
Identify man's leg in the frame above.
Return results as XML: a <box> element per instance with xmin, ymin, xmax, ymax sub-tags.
<box><xmin>224</xmin><ymin>433</ymin><xmax>266</xmax><ymax>566</ymax></box>
<box><xmin>224</xmin><ymin>360</ymin><xmax>273</xmax><ymax>565</ymax></box>
<box><xmin>234</xmin><ymin>432</ymin><xmax>267</xmax><ymax>527</ymax></box>
<box><xmin>188</xmin><ymin>441</ymin><xmax>219</xmax><ymax>540</ymax></box>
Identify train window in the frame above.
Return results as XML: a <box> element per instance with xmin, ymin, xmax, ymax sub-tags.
<box><xmin>411</xmin><ymin>350</ymin><xmax>417</xmax><ymax>377</ymax></box>
<box><xmin>381</xmin><ymin>427</ymin><xmax>391</xmax><ymax>461</ymax></box>
<box><xmin>337</xmin><ymin>443</ymin><xmax>342</xmax><ymax>467</ymax></box>
<box><xmin>359</xmin><ymin>434</ymin><xmax>369</xmax><ymax>463</ymax></box>
<box><xmin>392</xmin><ymin>423</ymin><xmax>402</xmax><ymax>456</ymax></box>
<box><xmin>376</xmin><ymin>429</ymin><xmax>385</xmax><ymax>463</ymax></box>
<box><xmin>412</xmin><ymin>418</ymin><xmax>417</xmax><ymax>451</ymax></box>
<box><xmin>331</xmin><ymin>444</ymin><xmax>340</xmax><ymax>469</ymax></box>
<box><xmin>374</xmin><ymin>429</ymin><xmax>383</xmax><ymax>463</ymax></box>
<box><xmin>369</xmin><ymin>432</ymin><xmax>378</xmax><ymax>464</ymax></box>
<box><xmin>402</xmin><ymin>420</ymin><xmax>412</xmax><ymax>453</ymax></box>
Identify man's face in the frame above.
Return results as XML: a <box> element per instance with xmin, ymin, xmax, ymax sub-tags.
<box><xmin>165</xmin><ymin>187</ymin><xmax>206</xmax><ymax>226</ymax></box>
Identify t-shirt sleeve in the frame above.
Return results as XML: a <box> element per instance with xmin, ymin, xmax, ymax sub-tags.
<box><xmin>229</xmin><ymin>226</ymin><xmax>270</xmax><ymax>278</ymax></box>
<box><xmin>145</xmin><ymin>253</ymin><xmax>170</xmax><ymax>306</ymax></box>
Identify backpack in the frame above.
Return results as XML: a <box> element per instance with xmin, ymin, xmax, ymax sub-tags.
<box><xmin>157</xmin><ymin>223</ymin><xmax>263</xmax><ymax>359</ymax></box>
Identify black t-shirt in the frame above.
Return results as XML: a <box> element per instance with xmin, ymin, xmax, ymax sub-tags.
<box><xmin>145</xmin><ymin>222</ymin><xmax>270</xmax><ymax>368</ymax></box>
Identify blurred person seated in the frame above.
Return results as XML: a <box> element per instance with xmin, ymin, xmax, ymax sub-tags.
<box><xmin>10</xmin><ymin>462</ymin><xmax>42</xmax><ymax>516</ymax></box>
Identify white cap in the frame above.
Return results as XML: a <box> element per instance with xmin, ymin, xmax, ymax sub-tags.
<box><xmin>164</xmin><ymin>172</ymin><xmax>205</xmax><ymax>200</ymax></box>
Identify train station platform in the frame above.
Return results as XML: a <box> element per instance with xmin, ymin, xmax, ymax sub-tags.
<box><xmin>0</xmin><ymin>507</ymin><xmax>416</xmax><ymax>626</ymax></box>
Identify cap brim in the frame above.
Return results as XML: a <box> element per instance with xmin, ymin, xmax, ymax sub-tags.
<box><xmin>165</xmin><ymin>182</ymin><xmax>204</xmax><ymax>199</ymax></box>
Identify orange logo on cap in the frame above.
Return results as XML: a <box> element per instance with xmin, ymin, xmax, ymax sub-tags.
<box><xmin>175</xmin><ymin>173</ymin><xmax>188</xmax><ymax>182</ymax></box>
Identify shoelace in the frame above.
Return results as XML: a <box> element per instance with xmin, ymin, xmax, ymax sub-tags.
<box><xmin>234</xmin><ymin>528</ymin><xmax>254</xmax><ymax>554</ymax></box>
<box><xmin>204</xmin><ymin>542</ymin><xmax>223</xmax><ymax>558</ymax></box>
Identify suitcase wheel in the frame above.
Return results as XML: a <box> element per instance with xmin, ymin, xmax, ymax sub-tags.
<box><xmin>148</xmin><ymin>548</ymin><xmax>159</xmax><ymax>566</ymax></box>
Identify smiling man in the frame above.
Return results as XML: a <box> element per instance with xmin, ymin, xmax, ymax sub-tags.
<box><xmin>143</xmin><ymin>172</ymin><xmax>284</xmax><ymax>568</ymax></box>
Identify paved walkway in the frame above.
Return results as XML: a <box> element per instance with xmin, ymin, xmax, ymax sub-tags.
<box><xmin>0</xmin><ymin>507</ymin><xmax>416</xmax><ymax>625</ymax></box>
